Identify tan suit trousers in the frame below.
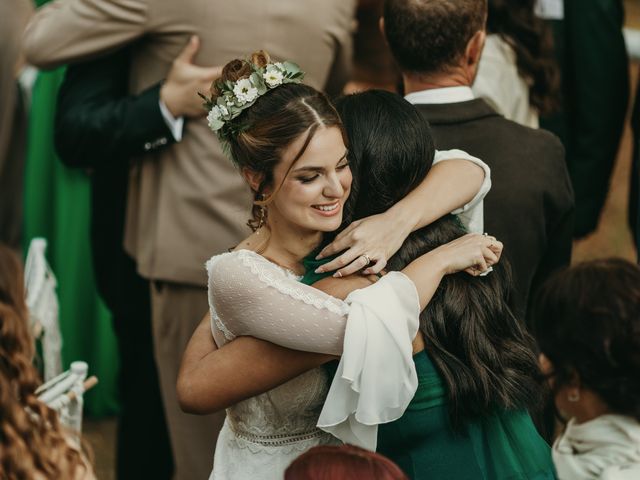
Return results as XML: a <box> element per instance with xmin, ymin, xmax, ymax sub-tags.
<box><xmin>150</xmin><ymin>282</ymin><xmax>225</xmax><ymax>480</ymax></box>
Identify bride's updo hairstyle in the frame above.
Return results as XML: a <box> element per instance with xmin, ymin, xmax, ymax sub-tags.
<box><xmin>208</xmin><ymin>51</ymin><xmax>345</xmax><ymax>230</ymax></box>
<box><xmin>335</xmin><ymin>91</ymin><xmax>541</xmax><ymax>427</ymax></box>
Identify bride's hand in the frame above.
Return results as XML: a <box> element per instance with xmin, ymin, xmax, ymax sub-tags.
<box><xmin>314</xmin><ymin>211</ymin><xmax>411</xmax><ymax>277</ymax></box>
<box><xmin>429</xmin><ymin>233</ymin><xmax>503</xmax><ymax>276</ymax></box>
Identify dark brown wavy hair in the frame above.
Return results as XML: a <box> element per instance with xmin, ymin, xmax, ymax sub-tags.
<box><xmin>531</xmin><ymin>259</ymin><xmax>640</xmax><ymax>421</ymax></box>
<box><xmin>0</xmin><ymin>244</ymin><xmax>87</xmax><ymax>479</ymax></box>
<box><xmin>210</xmin><ymin>51</ymin><xmax>346</xmax><ymax>231</ymax></box>
<box><xmin>487</xmin><ymin>0</ymin><xmax>560</xmax><ymax>115</ymax></box>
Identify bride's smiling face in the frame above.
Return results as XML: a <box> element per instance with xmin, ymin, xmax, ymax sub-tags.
<box><xmin>266</xmin><ymin>126</ymin><xmax>352</xmax><ymax>234</ymax></box>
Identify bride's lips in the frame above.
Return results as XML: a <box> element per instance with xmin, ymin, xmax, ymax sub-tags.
<box><xmin>311</xmin><ymin>201</ymin><xmax>341</xmax><ymax>217</ymax></box>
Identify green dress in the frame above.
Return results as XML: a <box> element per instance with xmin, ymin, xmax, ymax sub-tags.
<box><xmin>23</xmin><ymin>42</ymin><xmax>119</xmax><ymax>415</ymax></box>
<box><xmin>302</xmin><ymin>256</ymin><xmax>556</xmax><ymax>480</ymax></box>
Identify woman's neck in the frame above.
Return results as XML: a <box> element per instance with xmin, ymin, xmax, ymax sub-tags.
<box><xmin>261</xmin><ymin>219</ymin><xmax>323</xmax><ymax>275</ymax></box>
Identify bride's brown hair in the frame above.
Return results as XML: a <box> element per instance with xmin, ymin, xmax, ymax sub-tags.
<box><xmin>0</xmin><ymin>245</ymin><xmax>88</xmax><ymax>479</ymax></box>
<box><xmin>211</xmin><ymin>51</ymin><xmax>346</xmax><ymax>230</ymax></box>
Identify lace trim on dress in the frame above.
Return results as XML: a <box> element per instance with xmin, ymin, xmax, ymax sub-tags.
<box><xmin>225</xmin><ymin>429</ymin><xmax>337</xmax><ymax>456</ymax></box>
<box><xmin>235</xmin><ymin>250</ymin><xmax>350</xmax><ymax>317</ymax></box>
<box><xmin>205</xmin><ymin>255</ymin><xmax>236</xmax><ymax>341</ymax></box>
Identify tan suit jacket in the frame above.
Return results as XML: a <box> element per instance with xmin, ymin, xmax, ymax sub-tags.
<box><xmin>24</xmin><ymin>0</ymin><xmax>355</xmax><ymax>286</ymax></box>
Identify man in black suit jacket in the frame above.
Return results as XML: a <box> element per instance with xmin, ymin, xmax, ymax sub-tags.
<box><xmin>54</xmin><ymin>39</ymin><xmax>217</xmax><ymax>479</ymax></box>
<box><xmin>383</xmin><ymin>0</ymin><xmax>574</xmax><ymax>320</ymax></box>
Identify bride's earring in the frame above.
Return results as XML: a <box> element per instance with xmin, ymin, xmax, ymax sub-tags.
<box><xmin>257</xmin><ymin>205</ymin><xmax>266</xmax><ymax>230</ymax></box>
<box><xmin>256</xmin><ymin>194</ymin><xmax>267</xmax><ymax>233</ymax></box>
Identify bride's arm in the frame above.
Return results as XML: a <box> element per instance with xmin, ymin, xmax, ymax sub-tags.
<box><xmin>178</xmin><ymin>274</ymin><xmax>376</xmax><ymax>414</ymax></box>
<box><xmin>178</xmin><ymin>234</ymin><xmax>501</xmax><ymax>414</ymax></box>
<box><xmin>316</xmin><ymin>150</ymin><xmax>490</xmax><ymax>276</ymax></box>
<box><xmin>177</xmin><ymin>314</ymin><xmax>335</xmax><ymax>414</ymax></box>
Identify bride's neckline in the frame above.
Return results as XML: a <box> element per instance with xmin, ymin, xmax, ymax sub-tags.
<box><xmin>232</xmin><ymin>248</ymin><xmax>303</xmax><ymax>279</ymax></box>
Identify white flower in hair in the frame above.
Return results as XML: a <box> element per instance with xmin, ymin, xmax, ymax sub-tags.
<box><xmin>207</xmin><ymin>105</ymin><xmax>228</xmax><ymax>131</ymax></box>
<box><xmin>264</xmin><ymin>66</ymin><xmax>284</xmax><ymax>87</ymax></box>
<box><xmin>233</xmin><ymin>78</ymin><xmax>259</xmax><ymax>104</ymax></box>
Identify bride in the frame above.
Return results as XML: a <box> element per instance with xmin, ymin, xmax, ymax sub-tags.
<box><xmin>179</xmin><ymin>52</ymin><xmax>500</xmax><ymax>479</ymax></box>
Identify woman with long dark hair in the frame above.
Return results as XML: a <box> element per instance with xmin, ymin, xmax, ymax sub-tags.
<box><xmin>309</xmin><ymin>90</ymin><xmax>555</xmax><ymax>479</ymax></box>
<box><xmin>472</xmin><ymin>0</ymin><xmax>559</xmax><ymax>127</ymax></box>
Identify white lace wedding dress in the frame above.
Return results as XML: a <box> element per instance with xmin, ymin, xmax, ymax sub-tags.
<box><xmin>207</xmin><ymin>250</ymin><xmax>419</xmax><ymax>479</ymax></box>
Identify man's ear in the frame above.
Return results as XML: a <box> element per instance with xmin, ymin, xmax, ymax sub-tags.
<box><xmin>241</xmin><ymin>167</ymin><xmax>264</xmax><ymax>194</ymax></box>
<box><xmin>379</xmin><ymin>17</ymin><xmax>387</xmax><ymax>43</ymax></box>
<box><xmin>466</xmin><ymin>30</ymin><xmax>486</xmax><ymax>68</ymax></box>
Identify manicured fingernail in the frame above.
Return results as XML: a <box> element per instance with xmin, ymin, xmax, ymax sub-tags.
<box><xmin>315</xmin><ymin>253</ymin><xmax>324</xmax><ymax>260</ymax></box>
<box><xmin>333</xmin><ymin>271</ymin><xmax>342</xmax><ymax>278</ymax></box>
<box><xmin>314</xmin><ymin>267</ymin><xmax>324</xmax><ymax>273</ymax></box>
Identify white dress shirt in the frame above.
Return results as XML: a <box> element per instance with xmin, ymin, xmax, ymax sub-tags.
<box><xmin>159</xmin><ymin>99</ymin><xmax>184</xmax><ymax>141</ymax></box>
<box><xmin>405</xmin><ymin>86</ymin><xmax>475</xmax><ymax>105</ymax></box>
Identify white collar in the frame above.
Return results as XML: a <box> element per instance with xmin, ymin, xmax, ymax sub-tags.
<box><xmin>405</xmin><ymin>86</ymin><xmax>475</xmax><ymax>105</ymax></box>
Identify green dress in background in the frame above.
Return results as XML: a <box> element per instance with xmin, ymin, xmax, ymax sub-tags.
<box><xmin>302</xmin><ymin>256</ymin><xmax>556</xmax><ymax>480</ymax></box>
<box><xmin>23</xmin><ymin>59</ymin><xmax>119</xmax><ymax>415</ymax></box>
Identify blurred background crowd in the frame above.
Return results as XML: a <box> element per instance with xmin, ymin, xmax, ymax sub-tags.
<box><xmin>1</xmin><ymin>0</ymin><xmax>640</xmax><ymax>479</ymax></box>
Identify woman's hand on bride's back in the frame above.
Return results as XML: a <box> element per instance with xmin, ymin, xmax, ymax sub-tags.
<box><xmin>429</xmin><ymin>233</ymin><xmax>502</xmax><ymax>276</ymax></box>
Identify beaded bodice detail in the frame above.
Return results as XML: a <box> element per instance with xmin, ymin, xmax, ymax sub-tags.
<box><xmin>225</xmin><ymin>366</ymin><xmax>331</xmax><ymax>449</ymax></box>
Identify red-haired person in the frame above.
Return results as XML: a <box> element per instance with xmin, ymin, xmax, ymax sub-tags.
<box><xmin>285</xmin><ymin>445</ymin><xmax>408</xmax><ymax>480</ymax></box>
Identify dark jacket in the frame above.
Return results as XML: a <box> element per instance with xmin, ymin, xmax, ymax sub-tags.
<box><xmin>53</xmin><ymin>48</ymin><xmax>174</xmax><ymax>479</ymax></box>
<box><xmin>54</xmin><ymin>47</ymin><xmax>174</xmax><ymax>313</ymax></box>
<box><xmin>416</xmin><ymin>99</ymin><xmax>574</xmax><ymax>322</ymax></box>
<box><xmin>541</xmin><ymin>0</ymin><xmax>628</xmax><ymax>237</ymax></box>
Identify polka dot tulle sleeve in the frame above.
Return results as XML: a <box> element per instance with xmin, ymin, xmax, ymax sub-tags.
<box><xmin>206</xmin><ymin>250</ymin><xmax>349</xmax><ymax>355</ymax></box>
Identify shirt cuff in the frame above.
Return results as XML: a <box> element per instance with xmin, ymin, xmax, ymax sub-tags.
<box><xmin>433</xmin><ymin>148</ymin><xmax>491</xmax><ymax>234</ymax></box>
<box><xmin>159</xmin><ymin>99</ymin><xmax>184</xmax><ymax>141</ymax></box>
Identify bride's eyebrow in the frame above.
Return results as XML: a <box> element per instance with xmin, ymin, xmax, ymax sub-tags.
<box><xmin>292</xmin><ymin>151</ymin><xmax>349</xmax><ymax>173</ymax></box>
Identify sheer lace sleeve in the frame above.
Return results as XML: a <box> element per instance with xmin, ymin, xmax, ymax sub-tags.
<box><xmin>206</xmin><ymin>250</ymin><xmax>349</xmax><ymax>355</ymax></box>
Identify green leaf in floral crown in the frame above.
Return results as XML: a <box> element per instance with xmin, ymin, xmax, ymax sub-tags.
<box><xmin>282</xmin><ymin>61</ymin><xmax>301</xmax><ymax>74</ymax></box>
<box><xmin>250</xmin><ymin>72</ymin><xmax>268</xmax><ymax>95</ymax></box>
<box><xmin>208</xmin><ymin>117</ymin><xmax>225</xmax><ymax>131</ymax></box>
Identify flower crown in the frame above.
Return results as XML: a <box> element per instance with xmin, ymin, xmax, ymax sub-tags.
<box><xmin>201</xmin><ymin>52</ymin><xmax>305</xmax><ymax>153</ymax></box>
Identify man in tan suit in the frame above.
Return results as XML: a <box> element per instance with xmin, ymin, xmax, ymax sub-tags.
<box><xmin>23</xmin><ymin>2</ymin><xmax>355</xmax><ymax>478</ymax></box>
